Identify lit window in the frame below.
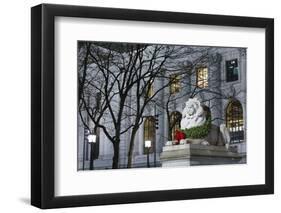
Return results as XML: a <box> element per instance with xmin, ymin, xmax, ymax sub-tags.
<box><xmin>226</xmin><ymin>100</ymin><xmax>244</xmax><ymax>143</ymax></box>
<box><xmin>169</xmin><ymin>111</ymin><xmax>182</xmax><ymax>140</ymax></box>
<box><xmin>226</xmin><ymin>59</ymin><xmax>239</xmax><ymax>82</ymax></box>
<box><xmin>147</xmin><ymin>80</ymin><xmax>154</xmax><ymax>98</ymax></box>
<box><xmin>170</xmin><ymin>74</ymin><xmax>181</xmax><ymax>94</ymax></box>
<box><xmin>196</xmin><ymin>67</ymin><xmax>208</xmax><ymax>88</ymax></box>
<box><xmin>143</xmin><ymin>117</ymin><xmax>155</xmax><ymax>154</ymax></box>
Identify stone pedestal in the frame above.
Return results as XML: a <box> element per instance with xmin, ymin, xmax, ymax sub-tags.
<box><xmin>160</xmin><ymin>143</ymin><xmax>246</xmax><ymax>167</ymax></box>
<box><xmin>160</xmin><ymin>144</ymin><xmax>191</xmax><ymax>167</ymax></box>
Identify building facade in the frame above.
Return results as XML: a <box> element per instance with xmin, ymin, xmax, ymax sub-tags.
<box><xmin>77</xmin><ymin>45</ymin><xmax>247</xmax><ymax>170</ymax></box>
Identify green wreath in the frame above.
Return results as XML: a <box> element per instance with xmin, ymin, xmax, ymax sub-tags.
<box><xmin>181</xmin><ymin>114</ymin><xmax>211</xmax><ymax>139</ymax></box>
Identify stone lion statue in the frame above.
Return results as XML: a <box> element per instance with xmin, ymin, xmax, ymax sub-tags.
<box><xmin>180</xmin><ymin>98</ymin><xmax>206</xmax><ymax>130</ymax></box>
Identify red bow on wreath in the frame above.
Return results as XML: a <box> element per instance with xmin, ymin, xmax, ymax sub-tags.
<box><xmin>174</xmin><ymin>130</ymin><xmax>186</xmax><ymax>144</ymax></box>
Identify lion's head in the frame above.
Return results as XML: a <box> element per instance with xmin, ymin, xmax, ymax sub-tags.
<box><xmin>181</xmin><ymin>98</ymin><xmax>206</xmax><ymax>129</ymax></box>
<box><xmin>184</xmin><ymin>99</ymin><xmax>201</xmax><ymax>118</ymax></box>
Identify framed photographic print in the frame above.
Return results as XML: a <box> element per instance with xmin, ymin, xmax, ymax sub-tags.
<box><xmin>31</xmin><ymin>3</ymin><xmax>274</xmax><ymax>209</ymax></box>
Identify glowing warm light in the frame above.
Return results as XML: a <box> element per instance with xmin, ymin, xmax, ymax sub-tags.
<box><xmin>88</xmin><ymin>134</ymin><xmax>96</xmax><ymax>143</ymax></box>
<box><xmin>144</xmin><ymin>140</ymin><xmax>152</xmax><ymax>148</ymax></box>
<box><xmin>196</xmin><ymin>67</ymin><xmax>208</xmax><ymax>88</ymax></box>
<box><xmin>170</xmin><ymin>74</ymin><xmax>181</xmax><ymax>94</ymax></box>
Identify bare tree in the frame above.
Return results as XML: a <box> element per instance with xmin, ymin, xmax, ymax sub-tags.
<box><xmin>78</xmin><ymin>42</ymin><xmax>183</xmax><ymax>168</ymax></box>
<box><xmin>124</xmin><ymin>46</ymin><xmax>209</xmax><ymax>167</ymax></box>
<box><xmin>78</xmin><ymin>42</ymin><xmax>246</xmax><ymax>169</ymax></box>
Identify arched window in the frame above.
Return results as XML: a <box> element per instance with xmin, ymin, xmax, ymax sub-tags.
<box><xmin>226</xmin><ymin>100</ymin><xmax>244</xmax><ymax>143</ymax></box>
<box><xmin>143</xmin><ymin>116</ymin><xmax>155</xmax><ymax>154</ymax></box>
<box><xmin>169</xmin><ymin>111</ymin><xmax>182</xmax><ymax>140</ymax></box>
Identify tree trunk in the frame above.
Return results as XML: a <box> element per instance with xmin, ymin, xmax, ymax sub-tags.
<box><xmin>112</xmin><ymin>140</ymin><xmax>120</xmax><ymax>169</ymax></box>
<box><xmin>167</xmin><ymin>110</ymin><xmax>172</xmax><ymax>140</ymax></box>
<box><xmin>127</xmin><ymin>128</ymin><xmax>138</xmax><ymax>168</ymax></box>
<box><xmin>168</xmin><ymin>127</ymin><xmax>172</xmax><ymax>141</ymax></box>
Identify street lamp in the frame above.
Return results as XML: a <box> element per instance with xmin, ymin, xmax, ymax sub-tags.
<box><xmin>88</xmin><ymin>134</ymin><xmax>96</xmax><ymax>143</ymax></box>
<box><xmin>88</xmin><ymin>132</ymin><xmax>96</xmax><ymax>170</ymax></box>
<box><xmin>82</xmin><ymin>129</ymin><xmax>91</xmax><ymax>170</ymax></box>
<box><xmin>145</xmin><ymin>140</ymin><xmax>151</xmax><ymax>168</ymax></box>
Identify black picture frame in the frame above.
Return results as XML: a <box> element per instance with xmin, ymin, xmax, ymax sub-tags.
<box><xmin>31</xmin><ymin>3</ymin><xmax>274</xmax><ymax>209</ymax></box>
